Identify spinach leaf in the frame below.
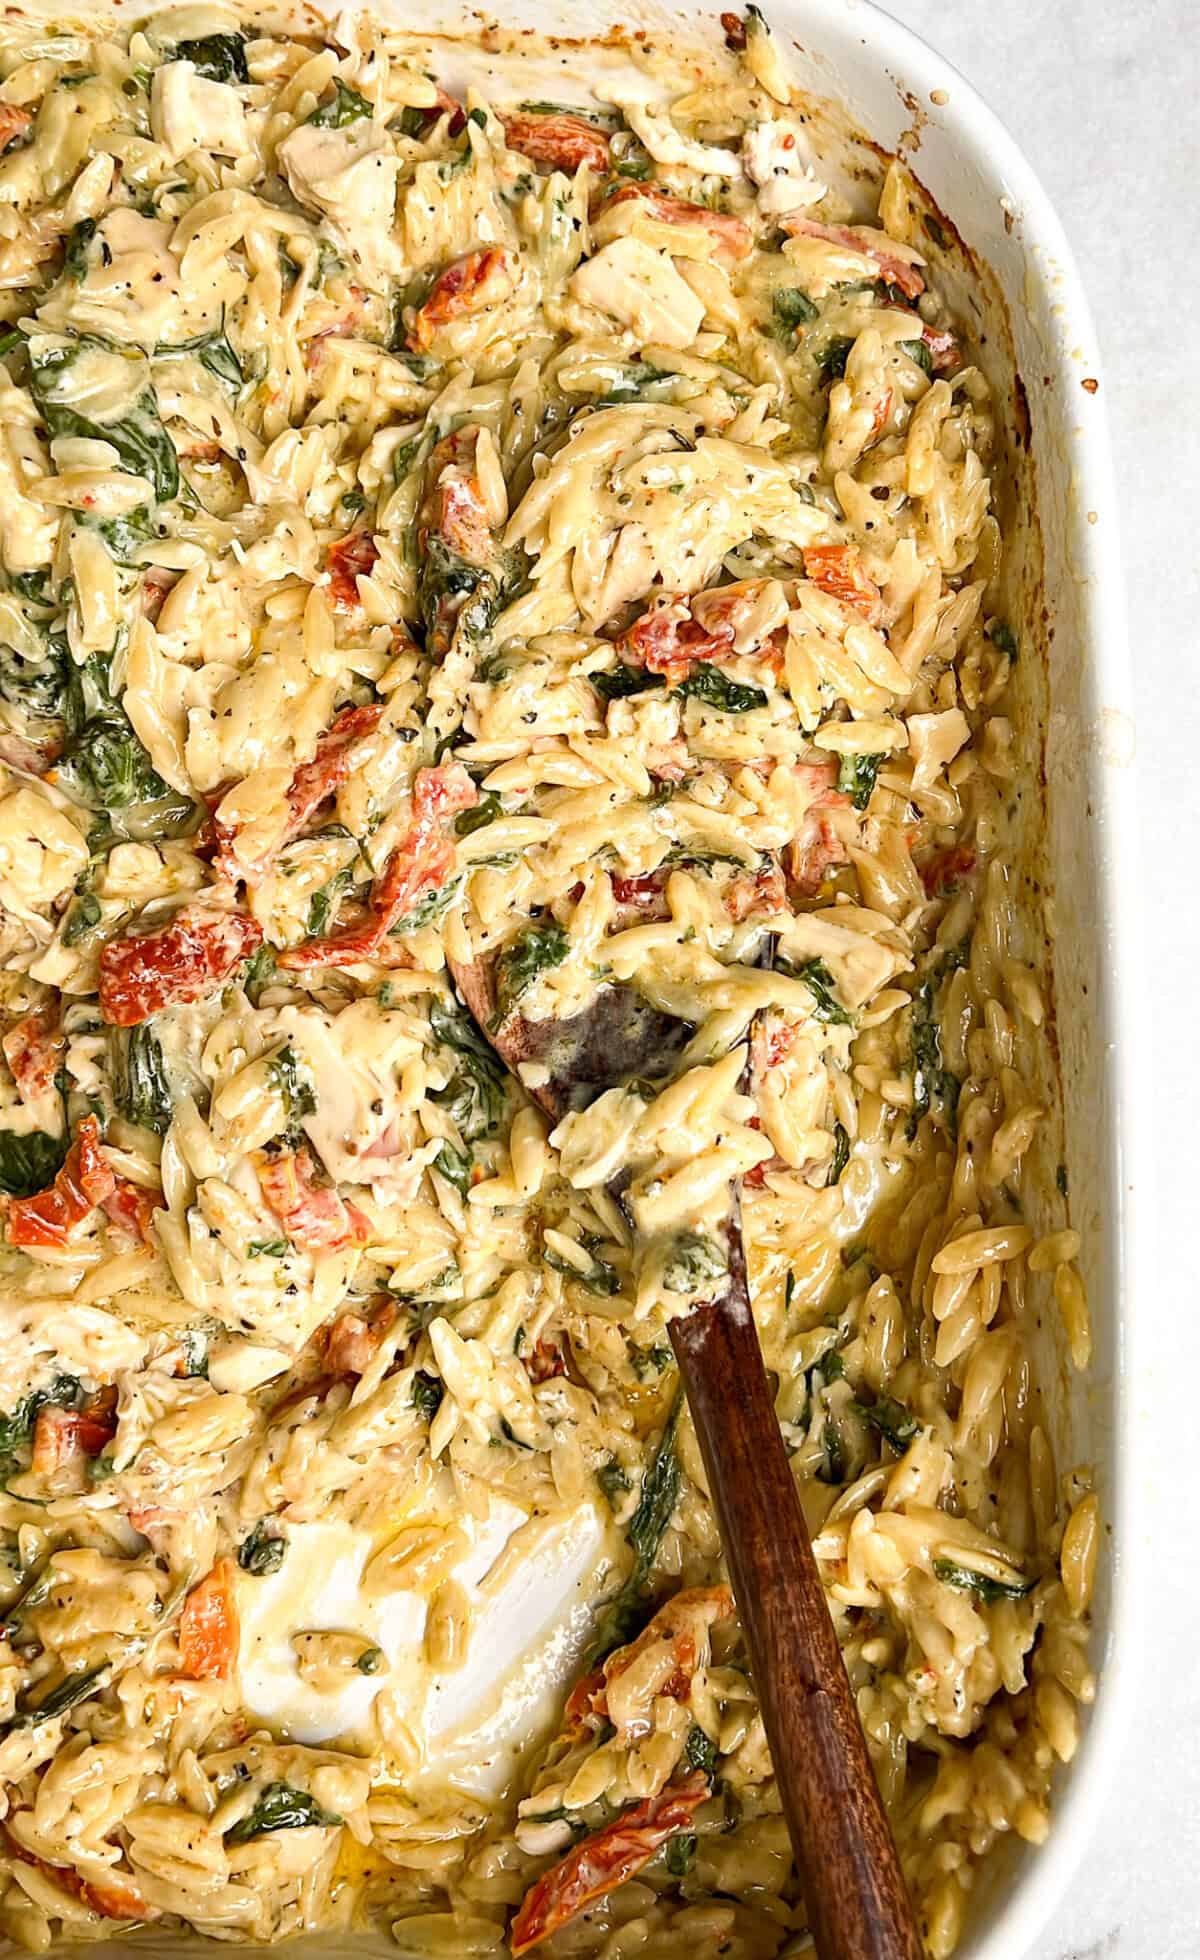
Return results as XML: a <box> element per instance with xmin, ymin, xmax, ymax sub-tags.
<box><xmin>676</xmin><ymin>663</ymin><xmax>767</xmax><ymax>713</ymax></box>
<box><xmin>9</xmin><ymin>1660</ymin><xmax>110</xmax><ymax>1731</ymax></box>
<box><xmin>986</xmin><ymin>619</ymin><xmax>1018</xmax><ymax>660</ymax></box>
<box><xmin>772</xmin><ymin>286</ymin><xmax>818</xmax><ymax>334</ymax></box>
<box><xmin>6</xmin><ymin>568</ymin><xmax>54</xmax><ymax>607</ymax></box>
<box><xmin>788</xmin><ymin>957</ymin><xmax>852</xmax><ymax>1027</ymax></box>
<box><xmin>665</xmin><ymin>1832</ymin><xmax>696</xmax><ymax>1877</ymax></box>
<box><xmin>238</xmin><ymin>1522</ymin><xmax>287</xmax><ymax>1576</ymax></box>
<box><xmin>180</xmin><ymin>1329</ymin><xmax>209</xmax><ymax>1377</ymax></box>
<box><xmin>111</xmin><ymin>1022</ymin><xmax>172</xmax><ymax>1136</ymax></box>
<box><xmin>174</xmin><ymin>32</ymin><xmax>248</xmax><ymax>84</ymax></box>
<box><xmin>410</xmin><ymin>1370</ymin><xmax>444</xmax><ymax>1421</ymax></box>
<box><xmin>836</xmin><ymin>751</ymin><xmax>885</xmax><ymax>811</ymax></box>
<box><xmin>306</xmin><ymin>865</ymin><xmax>355</xmax><ymax>936</ymax></box>
<box><xmin>829</xmin><ymin>1121</ymin><xmax>850</xmax><ymax>1183</ymax></box>
<box><xmin>545</xmin><ymin>1243</ymin><xmax>620</xmax><ymax>1296</ymax></box>
<box><xmin>432</xmin><ymin>1140</ymin><xmax>472</xmax><ymax>1194</ymax></box>
<box><xmin>225</xmin><ymin>1783</ymin><xmax>341</xmax><ymax>1845</ymax></box>
<box><xmin>78</xmin><ymin>505</ymin><xmax>156</xmax><ymax>567</ymax></box>
<box><xmin>0</xmin><ymin>639</ymin><xmax>68</xmax><ymax>720</ymax></box>
<box><xmin>356</xmin><ymin>1644</ymin><xmax>383</xmax><ymax>1673</ymax></box>
<box><xmin>155</xmin><ymin>320</ymin><xmax>243</xmax><ymax>394</ymax></box>
<box><xmin>309</xmin><ymin>79</ymin><xmax>373</xmax><ymax>128</ymax></box>
<box><xmin>62</xmin><ymin>889</ymin><xmax>102</xmax><ymax>947</ymax></box>
<box><xmin>684</xmin><ymin>1725</ymin><xmax>718</xmax><ymax>1777</ymax></box>
<box><xmin>591</xmin><ymin>664</ymin><xmax>665</xmax><ymax>702</ymax></box>
<box><xmin>391</xmin><ymin>870</ymin><xmax>462</xmax><ymax>935</ymax></box>
<box><xmin>663</xmin><ymin>1230</ymin><xmax>727</xmax><ymax>1295</ymax></box>
<box><xmin>58</xmin><ymin>656</ymin><xmax>171</xmax><ymax>810</ymax></box>
<box><xmin>590</xmin><ymin>1391</ymin><xmax>683</xmax><ymax>1658</ymax></box>
<box><xmin>0</xmin><ymin>1129</ymin><xmax>68</xmax><ymax>1198</ymax></box>
<box><xmin>818</xmin><ymin>334</ymin><xmax>855</xmax><ymax>382</ymax></box>
<box><xmin>596</xmin><ymin>361</ymin><xmax>672</xmax><ymax>405</ymax></box>
<box><xmin>243</xmin><ymin>942</ymin><xmax>277</xmax><ymax>1006</ymax></box>
<box><xmin>0</xmin><ymin>1375</ymin><xmax>80</xmax><ymax>1480</ymax></box>
<box><xmin>932</xmin><ymin>1558</ymin><xmax>1034</xmax><ymax>1605</ymax></box>
<box><xmin>596</xmin><ymin>1456</ymin><xmax>631</xmax><ymax>1506</ymax></box>
<box><xmin>248</xmin><ymin>1238</ymin><xmax>288</xmax><ymax>1257</ymax></box>
<box><xmin>30</xmin><ymin>343</ymin><xmax>178</xmax><ymax>503</ymax></box>
<box><xmin>907</xmin><ymin>978</ymin><xmax>960</xmax><ymax>1137</ymax></box>
<box><xmin>417</xmin><ymin>535</ymin><xmax>502</xmax><ymax>655</ymax></box>
<box><xmin>266</xmin><ymin>1045</ymin><xmax>317</xmax><ymax>1141</ymax></box>
<box><xmin>899</xmin><ymin>336</ymin><xmax>933</xmax><ymax>376</ymax></box>
<box><xmin>855</xmin><ymin>1396</ymin><xmax>919</xmax><ymax>1450</ymax></box>
<box><xmin>454</xmin><ymin>790</ymin><xmax>501</xmax><ymax>835</ymax></box>
<box><xmin>494</xmin><ymin>921</ymin><xmax>569</xmax><ymax>1019</ymax></box>
<box><xmin>62</xmin><ymin>217</ymin><xmax>98</xmax><ymax>283</ymax></box>
<box><xmin>429</xmin><ymin>995</ymin><xmax>506</xmax><ymax>1139</ymax></box>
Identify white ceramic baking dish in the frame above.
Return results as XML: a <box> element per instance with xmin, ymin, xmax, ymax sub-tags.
<box><xmin>17</xmin><ymin>2</ymin><xmax>1137</xmax><ymax>1955</ymax></box>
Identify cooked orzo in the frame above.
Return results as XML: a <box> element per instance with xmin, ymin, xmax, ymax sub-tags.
<box><xmin>0</xmin><ymin>4</ymin><xmax>1096</xmax><ymax>1955</ymax></box>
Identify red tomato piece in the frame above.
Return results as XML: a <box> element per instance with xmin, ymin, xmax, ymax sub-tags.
<box><xmin>603</xmin><ymin>1584</ymin><xmax>733</xmax><ymax>1701</ymax></box>
<box><xmin>0</xmin><ymin>105</ymin><xmax>32</xmax><ymax>152</ymax></box>
<box><xmin>99</xmin><ymin>907</ymin><xmax>263</xmax><ymax>1027</ymax></box>
<box><xmin>3</xmin><ymin>1009</ymin><xmax>64</xmax><ymax>1104</ymax></box>
<box><xmin>3</xmin><ymin>1827</ymin><xmax>157</xmax><ymax>1923</ymax></box>
<box><xmin>788</xmin><ymin>812</ymin><xmax>850</xmax><ymax>898</ymax></box>
<box><xmin>257</xmin><ymin>1146</ymin><xmax>371</xmax><ymax>1254</ymax></box>
<box><xmin>288</xmin><ymin>702</ymin><xmax>384</xmax><ymax>834</ymax></box>
<box><xmin>781</xmin><ymin>215</ymin><xmax>926</xmax><ymax>298</ymax></box>
<box><xmin>31</xmin><ymin>1394</ymin><xmax>118</xmax><ymax>1474</ymax></box>
<box><xmin>217</xmin><ymin>703</ymin><xmax>385</xmax><ymax>882</ymax></box>
<box><xmin>408</xmin><ymin>247</ymin><xmax>513</xmax><ymax>351</ymax></box>
<box><xmin>801</xmin><ymin>544</ymin><xmax>884</xmax><ymax>627</ymax></box>
<box><xmin>510</xmin><ymin>1774</ymin><xmax>710</xmax><ymax>1953</ymax></box>
<box><xmin>527</xmin><ymin>1338</ymin><xmax>566</xmax><ymax>1384</ymax></box>
<box><xmin>321</xmin><ymin>1302</ymin><xmax>397</xmax><ymax>1376</ymax></box>
<box><xmin>725</xmin><ymin>861</ymin><xmax>788</xmax><ymax>923</ymax></box>
<box><xmin>326</xmin><ymin>531</ymin><xmax>380</xmax><ymax>613</ymax></box>
<box><xmin>6</xmin><ymin>1116</ymin><xmax>112</xmax><ymax>1248</ymax></box>
<box><xmin>501</xmin><ymin>112</ymin><xmax>610</xmax><ymax>174</ymax></box>
<box><xmin>921</xmin><ymin>325</ymin><xmax>959</xmax><ymax>373</ymax></box>
<box><xmin>599</xmin><ymin>183</ymin><xmax>753</xmax><ymax>260</ymax></box>
<box><xmin>920</xmin><ymin>843</ymin><xmax>977</xmax><ymax>897</ymax></box>
<box><xmin>100</xmin><ymin>1177</ymin><xmax>164</xmax><ymax>1244</ymax></box>
<box><xmin>561</xmin><ymin>1665</ymin><xmax>608</xmax><ymax>1743</ymax></box>
<box><xmin>622</xmin><ymin>582</ymin><xmax>783</xmax><ymax>683</ymax></box>
<box><xmin>0</xmin><ymin>730</ymin><xmax>60</xmax><ymax>775</ymax></box>
<box><xmin>279</xmin><ymin>763</ymin><xmax>476</xmax><ymax>969</ymax></box>
<box><xmin>610</xmin><ymin>870</ymin><xmax>670</xmax><ymax>919</ymax></box>
<box><xmin>178</xmin><ymin>1559</ymin><xmax>238</xmax><ymax>1681</ymax></box>
<box><xmin>621</xmin><ymin>594</ymin><xmax>734</xmax><ymax>684</ymax></box>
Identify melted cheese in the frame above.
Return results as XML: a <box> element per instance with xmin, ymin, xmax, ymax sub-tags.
<box><xmin>237</xmin><ymin>1498</ymin><xmax>609</xmax><ymax>1794</ymax></box>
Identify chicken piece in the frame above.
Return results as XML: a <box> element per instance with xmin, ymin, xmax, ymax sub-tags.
<box><xmin>570</xmin><ymin>237</ymin><xmax>704</xmax><ymax>349</ymax></box>
<box><xmin>151</xmin><ymin>62</ymin><xmax>250</xmax><ymax>162</ymax></box>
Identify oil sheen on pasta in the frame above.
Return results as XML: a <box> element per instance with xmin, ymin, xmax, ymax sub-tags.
<box><xmin>0</xmin><ymin>5</ymin><xmax>1097</xmax><ymax>1956</ymax></box>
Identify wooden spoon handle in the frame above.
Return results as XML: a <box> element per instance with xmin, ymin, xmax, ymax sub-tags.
<box><xmin>671</xmin><ymin>1284</ymin><xmax>924</xmax><ymax>1960</ymax></box>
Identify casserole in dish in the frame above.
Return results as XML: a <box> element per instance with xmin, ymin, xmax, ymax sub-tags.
<box><xmin>0</xmin><ymin>2</ymin><xmax>1134</xmax><ymax>1956</ymax></box>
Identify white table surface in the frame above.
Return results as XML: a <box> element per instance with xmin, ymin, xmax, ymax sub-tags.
<box><xmin>878</xmin><ymin>4</ymin><xmax>1199</xmax><ymax>1955</ymax></box>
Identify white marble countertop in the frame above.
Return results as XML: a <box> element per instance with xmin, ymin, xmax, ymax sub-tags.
<box><xmin>879</xmin><ymin>4</ymin><xmax>1198</xmax><ymax>1955</ymax></box>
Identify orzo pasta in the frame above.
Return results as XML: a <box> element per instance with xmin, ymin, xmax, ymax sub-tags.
<box><xmin>0</xmin><ymin>5</ymin><xmax>1094</xmax><ymax>1955</ymax></box>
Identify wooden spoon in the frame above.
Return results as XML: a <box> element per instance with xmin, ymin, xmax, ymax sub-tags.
<box><xmin>448</xmin><ymin>958</ymin><xmax>923</xmax><ymax>1960</ymax></box>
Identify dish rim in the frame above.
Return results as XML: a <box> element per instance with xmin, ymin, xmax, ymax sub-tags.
<box><xmin>785</xmin><ymin>4</ymin><xmax>1141</xmax><ymax>1956</ymax></box>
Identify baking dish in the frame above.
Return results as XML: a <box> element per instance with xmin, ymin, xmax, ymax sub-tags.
<box><xmin>6</xmin><ymin>2</ymin><xmax>1137</xmax><ymax>1956</ymax></box>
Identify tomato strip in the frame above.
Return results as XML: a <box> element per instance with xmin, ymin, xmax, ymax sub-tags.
<box><xmin>279</xmin><ymin>762</ymin><xmax>476</xmax><ymax>969</ymax></box>
<box><xmin>178</xmin><ymin>1559</ymin><xmax>239</xmax><ymax>1681</ymax></box>
<box><xmin>99</xmin><ymin>908</ymin><xmax>262</xmax><ymax>1028</ymax></box>
<box><xmin>510</xmin><ymin>1774</ymin><xmax>709</xmax><ymax>1953</ymax></box>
